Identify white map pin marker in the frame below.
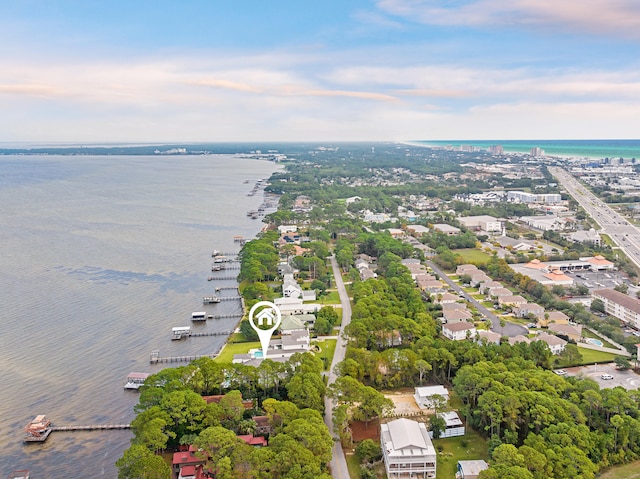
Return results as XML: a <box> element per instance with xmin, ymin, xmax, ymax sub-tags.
<box><xmin>249</xmin><ymin>301</ymin><xmax>281</xmax><ymax>360</ymax></box>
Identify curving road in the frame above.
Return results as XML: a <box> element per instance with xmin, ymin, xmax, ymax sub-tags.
<box><xmin>426</xmin><ymin>260</ymin><xmax>528</xmax><ymax>337</ymax></box>
<box><xmin>325</xmin><ymin>255</ymin><xmax>352</xmax><ymax>479</ymax></box>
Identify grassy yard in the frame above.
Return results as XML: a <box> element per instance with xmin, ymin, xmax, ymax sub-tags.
<box><xmin>314</xmin><ymin>338</ymin><xmax>337</xmax><ymax>371</ymax></box>
<box><xmin>214</xmin><ymin>340</ymin><xmax>261</xmax><ymax>363</ymax></box>
<box><xmin>574</xmin><ymin>347</ymin><xmax>620</xmax><ymax>365</ymax></box>
<box><xmin>318</xmin><ymin>290</ymin><xmax>342</xmax><ymax>304</ymax></box>
<box><xmin>455</xmin><ymin>249</ymin><xmax>492</xmax><ymax>264</ymax></box>
<box><xmin>598</xmin><ymin>460</ymin><xmax>640</xmax><ymax>479</ymax></box>
<box><xmin>435</xmin><ymin>430</ymin><xmax>489</xmax><ymax>479</ymax></box>
<box><xmin>345</xmin><ymin>452</ymin><xmax>361</xmax><ymax>479</ymax></box>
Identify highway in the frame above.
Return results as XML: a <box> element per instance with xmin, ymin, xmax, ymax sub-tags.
<box><xmin>548</xmin><ymin>166</ymin><xmax>640</xmax><ymax>270</ymax></box>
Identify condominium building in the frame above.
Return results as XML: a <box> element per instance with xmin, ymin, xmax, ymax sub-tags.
<box><xmin>592</xmin><ymin>289</ymin><xmax>640</xmax><ymax>329</ymax></box>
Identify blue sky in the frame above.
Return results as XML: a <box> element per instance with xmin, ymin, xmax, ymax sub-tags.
<box><xmin>1</xmin><ymin>0</ymin><xmax>639</xmax><ymax>143</ymax></box>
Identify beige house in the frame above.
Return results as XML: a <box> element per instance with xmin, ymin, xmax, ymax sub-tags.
<box><xmin>549</xmin><ymin>323</ymin><xmax>583</xmax><ymax>342</ymax></box>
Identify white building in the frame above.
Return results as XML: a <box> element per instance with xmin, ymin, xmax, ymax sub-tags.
<box><xmin>508</xmin><ymin>191</ymin><xmax>562</xmax><ymax>204</ymax></box>
<box><xmin>457</xmin><ymin>215</ymin><xmax>502</xmax><ymax>233</ymax></box>
<box><xmin>457</xmin><ymin>460</ymin><xmax>489</xmax><ymax>479</ymax></box>
<box><xmin>414</xmin><ymin>386</ymin><xmax>449</xmax><ymax>409</ymax></box>
<box><xmin>442</xmin><ymin>321</ymin><xmax>476</xmax><ymax>340</ymax></box>
<box><xmin>381</xmin><ymin>418</ymin><xmax>437</xmax><ymax>479</ymax></box>
<box><xmin>437</xmin><ymin>411</ymin><xmax>465</xmax><ymax>438</ymax></box>
<box><xmin>536</xmin><ymin>333</ymin><xmax>567</xmax><ymax>355</ymax></box>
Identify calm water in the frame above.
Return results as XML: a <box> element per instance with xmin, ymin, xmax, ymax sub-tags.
<box><xmin>0</xmin><ymin>154</ymin><xmax>280</xmax><ymax>477</ymax></box>
<box><xmin>419</xmin><ymin>139</ymin><xmax>640</xmax><ymax>159</ymax></box>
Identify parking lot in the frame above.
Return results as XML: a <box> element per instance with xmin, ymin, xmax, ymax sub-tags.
<box><xmin>561</xmin><ymin>363</ymin><xmax>640</xmax><ymax>390</ymax></box>
<box><xmin>567</xmin><ymin>270</ymin><xmax>629</xmax><ymax>291</ymax></box>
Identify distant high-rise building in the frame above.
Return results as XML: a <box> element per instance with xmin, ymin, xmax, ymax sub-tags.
<box><xmin>530</xmin><ymin>147</ymin><xmax>545</xmax><ymax>157</ymax></box>
<box><xmin>489</xmin><ymin>145</ymin><xmax>504</xmax><ymax>155</ymax></box>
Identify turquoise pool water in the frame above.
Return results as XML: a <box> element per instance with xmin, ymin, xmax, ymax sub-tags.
<box><xmin>587</xmin><ymin>338</ymin><xmax>603</xmax><ymax>347</ymax></box>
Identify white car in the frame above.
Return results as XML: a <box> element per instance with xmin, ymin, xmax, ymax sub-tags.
<box><xmin>555</xmin><ymin>369</ymin><xmax>567</xmax><ymax>376</ymax></box>
<box><xmin>601</xmin><ymin>374</ymin><xmax>614</xmax><ymax>380</ymax></box>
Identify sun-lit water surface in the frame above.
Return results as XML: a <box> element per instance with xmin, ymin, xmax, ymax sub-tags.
<box><xmin>0</xmin><ymin>154</ymin><xmax>280</xmax><ymax>477</ymax></box>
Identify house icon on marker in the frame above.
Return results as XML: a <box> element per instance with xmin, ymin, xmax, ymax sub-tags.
<box><xmin>256</xmin><ymin>308</ymin><xmax>276</xmax><ymax>327</ymax></box>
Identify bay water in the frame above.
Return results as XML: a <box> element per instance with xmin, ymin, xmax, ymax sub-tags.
<box><xmin>0</xmin><ymin>154</ymin><xmax>280</xmax><ymax>477</ymax></box>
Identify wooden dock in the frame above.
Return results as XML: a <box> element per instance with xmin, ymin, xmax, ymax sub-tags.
<box><xmin>51</xmin><ymin>424</ymin><xmax>130</xmax><ymax>432</ymax></box>
<box><xmin>208</xmin><ymin>275</ymin><xmax>239</xmax><ymax>280</ymax></box>
<box><xmin>217</xmin><ymin>296</ymin><xmax>241</xmax><ymax>302</ymax></box>
<box><xmin>150</xmin><ymin>350</ymin><xmax>219</xmax><ymax>364</ymax></box>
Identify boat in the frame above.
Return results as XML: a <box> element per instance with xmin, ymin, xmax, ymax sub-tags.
<box><xmin>7</xmin><ymin>471</ymin><xmax>30</xmax><ymax>479</ymax></box>
<box><xmin>203</xmin><ymin>296</ymin><xmax>221</xmax><ymax>304</ymax></box>
<box><xmin>172</xmin><ymin>326</ymin><xmax>191</xmax><ymax>340</ymax></box>
<box><xmin>207</xmin><ymin>276</ymin><xmax>214</xmax><ymax>281</ymax></box>
<box><xmin>191</xmin><ymin>311</ymin><xmax>207</xmax><ymax>320</ymax></box>
<box><xmin>124</xmin><ymin>372</ymin><xmax>150</xmax><ymax>390</ymax></box>
<box><xmin>24</xmin><ymin>415</ymin><xmax>52</xmax><ymax>442</ymax></box>
<box><xmin>211</xmin><ymin>249</ymin><xmax>221</xmax><ymax>257</ymax></box>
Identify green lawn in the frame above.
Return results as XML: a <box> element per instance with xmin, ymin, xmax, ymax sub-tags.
<box><xmin>318</xmin><ymin>290</ymin><xmax>342</xmax><ymax>304</ymax></box>
<box><xmin>314</xmin><ymin>338</ymin><xmax>337</xmax><ymax>371</ymax></box>
<box><xmin>574</xmin><ymin>347</ymin><xmax>620</xmax><ymax>365</ymax></box>
<box><xmin>598</xmin><ymin>460</ymin><xmax>640</xmax><ymax>479</ymax></box>
<box><xmin>435</xmin><ymin>430</ymin><xmax>489</xmax><ymax>479</ymax></box>
<box><xmin>214</xmin><ymin>340</ymin><xmax>261</xmax><ymax>363</ymax></box>
<box><xmin>345</xmin><ymin>451</ymin><xmax>361</xmax><ymax>479</ymax></box>
<box><xmin>455</xmin><ymin>249</ymin><xmax>492</xmax><ymax>264</ymax></box>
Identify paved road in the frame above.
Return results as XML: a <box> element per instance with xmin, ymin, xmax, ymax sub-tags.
<box><xmin>427</xmin><ymin>260</ymin><xmax>528</xmax><ymax>338</ymax></box>
<box><xmin>549</xmin><ymin>166</ymin><xmax>640</xmax><ymax>270</ymax></box>
<box><xmin>325</xmin><ymin>255</ymin><xmax>352</xmax><ymax>479</ymax></box>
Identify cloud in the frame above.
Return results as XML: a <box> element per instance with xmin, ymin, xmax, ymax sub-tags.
<box><xmin>376</xmin><ymin>0</ymin><xmax>640</xmax><ymax>38</ymax></box>
<box><xmin>0</xmin><ymin>83</ymin><xmax>61</xmax><ymax>96</ymax></box>
<box><xmin>192</xmin><ymin>78</ymin><xmax>264</xmax><ymax>93</ymax></box>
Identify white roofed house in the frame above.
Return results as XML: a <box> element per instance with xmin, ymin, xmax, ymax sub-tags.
<box><xmin>282</xmin><ymin>276</ymin><xmax>303</xmax><ymax>299</ymax></box>
<box><xmin>442</xmin><ymin>321</ymin><xmax>476</xmax><ymax>341</ymax></box>
<box><xmin>380</xmin><ymin>418</ymin><xmax>437</xmax><ymax>478</ymax></box>
<box><xmin>536</xmin><ymin>333</ymin><xmax>567</xmax><ymax>355</ymax></box>
<box><xmin>414</xmin><ymin>385</ymin><xmax>449</xmax><ymax>409</ymax></box>
<box><xmin>436</xmin><ymin>411</ymin><xmax>465</xmax><ymax>438</ymax></box>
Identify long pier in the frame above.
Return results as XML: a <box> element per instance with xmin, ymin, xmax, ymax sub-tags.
<box><xmin>172</xmin><ymin>329</ymin><xmax>233</xmax><ymax>340</ymax></box>
<box><xmin>217</xmin><ymin>296</ymin><xmax>241</xmax><ymax>302</ymax></box>
<box><xmin>52</xmin><ymin>424</ymin><xmax>130</xmax><ymax>432</ymax></box>
<box><xmin>209</xmin><ymin>275</ymin><xmax>239</xmax><ymax>280</ymax></box>
<box><xmin>150</xmin><ymin>350</ymin><xmax>220</xmax><ymax>364</ymax></box>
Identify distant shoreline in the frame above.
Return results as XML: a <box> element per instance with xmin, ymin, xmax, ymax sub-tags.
<box><xmin>410</xmin><ymin>139</ymin><xmax>640</xmax><ymax>161</ymax></box>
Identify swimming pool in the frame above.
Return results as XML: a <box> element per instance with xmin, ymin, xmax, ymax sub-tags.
<box><xmin>587</xmin><ymin>338</ymin><xmax>603</xmax><ymax>347</ymax></box>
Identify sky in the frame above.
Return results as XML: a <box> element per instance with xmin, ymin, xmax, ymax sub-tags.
<box><xmin>1</xmin><ymin>0</ymin><xmax>639</xmax><ymax>143</ymax></box>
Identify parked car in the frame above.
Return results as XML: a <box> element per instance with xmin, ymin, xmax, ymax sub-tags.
<box><xmin>555</xmin><ymin>369</ymin><xmax>567</xmax><ymax>376</ymax></box>
<box><xmin>601</xmin><ymin>374</ymin><xmax>614</xmax><ymax>380</ymax></box>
